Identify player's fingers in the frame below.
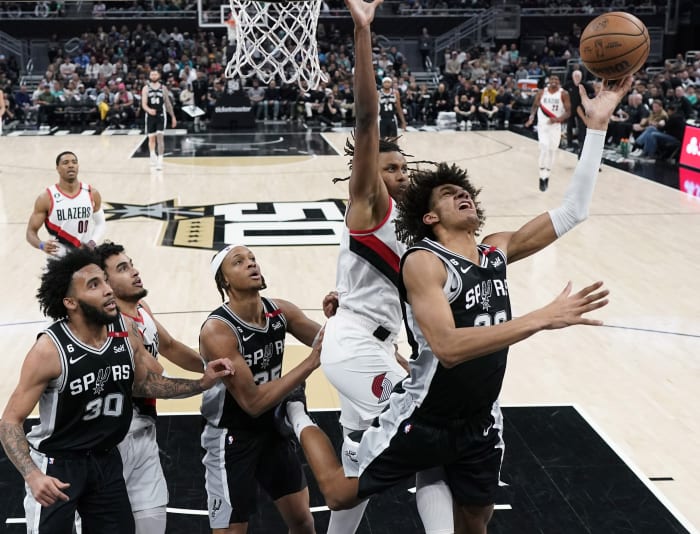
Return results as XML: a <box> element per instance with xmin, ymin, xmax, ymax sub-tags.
<box><xmin>578</xmin><ymin>83</ymin><xmax>589</xmax><ymax>106</ymax></box>
<box><xmin>577</xmin><ymin>317</ymin><xmax>605</xmax><ymax>327</ymax></box>
<box><xmin>582</xmin><ymin>288</ymin><xmax>610</xmax><ymax>304</ymax></box>
<box><xmin>558</xmin><ymin>280</ymin><xmax>573</xmax><ymax>298</ymax></box>
<box><xmin>574</xmin><ymin>280</ymin><xmax>605</xmax><ymax>298</ymax></box>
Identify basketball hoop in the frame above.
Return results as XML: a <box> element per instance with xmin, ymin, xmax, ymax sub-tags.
<box><xmin>225</xmin><ymin>0</ymin><xmax>328</xmax><ymax>90</ymax></box>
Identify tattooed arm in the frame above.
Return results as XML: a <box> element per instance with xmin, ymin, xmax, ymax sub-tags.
<box><xmin>0</xmin><ymin>335</ymin><xmax>70</xmax><ymax>506</ymax></box>
<box><xmin>127</xmin><ymin>318</ymin><xmax>232</xmax><ymax>398</ymax></box>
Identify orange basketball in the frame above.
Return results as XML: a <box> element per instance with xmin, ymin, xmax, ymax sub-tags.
<box><xmin>579</xmin><ymin>12</ymin><xmax>650</xmax><ymax>80</ymax></box>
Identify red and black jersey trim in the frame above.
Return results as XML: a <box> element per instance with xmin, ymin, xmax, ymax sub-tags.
<box><xmin>44</xmin><ymin>219</ymin><xmax>82</xmax><ymax>248</ymax></box>
<box><xmin>539</xmin><ymin>103</ymin><xmax>558</xmax><ymax>119</ymax></box>
<box><xmin>349</xmin><ymin>233</ymin><xmax>400</xmax><ymax>289</ymax></box>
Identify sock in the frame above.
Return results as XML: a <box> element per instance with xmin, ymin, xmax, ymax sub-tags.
<box><xmin>133</xmin><ymin>506</ymin><xmax>167</xmax><ymax>534</ymax></box>
<box><xmin>287</xmin><ymin>401</ymin><xmax>315</xmax><ymax>440</ymax></box>
<box><xmin>328</xmin><ymin>502</ymin><xmax>369</xmax><ymax>533</ymax></box>
<box><xmin>416</xmin><ymin>467</ymin><xmax>454</xmax><ymax>534</ymax></box>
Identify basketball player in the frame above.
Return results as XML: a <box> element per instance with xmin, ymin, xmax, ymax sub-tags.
<box><xmin>96</xmin><ymin>241</ymin><xmax>206</xmax><ymax>534</ymax></box>
<box><xmin>0</xmin><ymin>248</ymin><xmax>232</xmax><ymax>534</ymax></box>
<box><xmin>320</xmin><ymin>0</ymin><xmax>452</xmax><ymax>532</ymax></box>
<box><xmin>141</xmin><ymin>69</ymin><xmax>177</xmax><ymax>170</ymax></box>
<box><xmin>525</xmin><ymin>75</ymin><xmax>571</xmax><ymax>191</ymax></box>
<box><xmin>279</xmin><ymin>37</ymin><xmax>633</xmax><ymax>534</ymax></box>
<box><xmin>379</xmin><ymin>76</ymin><xmax>407</xmax><ymax>137</ymax></box>
<box><xmin>26</xmin><ymin>151</ymin><xmax>106</xmax><ymax>257</ymax></box>
<box><xmin>199</xmin><ymin>244</ymin><xmax>323</xmax><ymax>534</ymax></box>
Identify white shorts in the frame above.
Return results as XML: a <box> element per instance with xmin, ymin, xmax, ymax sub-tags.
<box><xmin>537</xmin><ymin>120</ymin><xmax>562</xmax><ymax>150</ymax></box>
<box><xmin>117</xmin><ymin>423</ymin><xmax>169</xmax><ymax>511</ymax></box>
<box><xmin>321</xmin><ymin>308</ymin><xmax>408</xmax><ymax>431</ymax></box>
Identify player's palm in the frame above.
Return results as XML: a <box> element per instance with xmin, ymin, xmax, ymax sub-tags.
<box><xmin>580</xmin><ymin>75</ymin><xmax>633</xmax><ymax>129</ymax></box>
<box><xmin>345</xmin><ymin>0</ymin><xmax>382</xmax><ymax>28</ymax></box>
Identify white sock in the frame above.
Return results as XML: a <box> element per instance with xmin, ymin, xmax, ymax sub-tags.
<box><xmin>416</xmin><ymin>467</ymin><xmax>454</xmax><ymax>534</ymax></box>
<box><xmin>287</xmin><ymin>401</ymin><xmax>315</xmax><ymax>440</ymax></box>
<box><xmin>327</xmin><ymin>502</ymin><xmax>369</xmax><ymax>533</ymax></box>
<box><xmin>133</xmin><ymin>506</ymin><xmax>167</xmax><ymax>534</ymax></box>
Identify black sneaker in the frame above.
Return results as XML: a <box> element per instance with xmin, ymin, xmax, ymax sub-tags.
<box><xmin>539</xmin><ymin>178</ymin><xmax>549</xmax><ymax>192</ymax></box>
<box><xmin>273</xmin><ymin>382</ymin><xmax>308</xmax><ymax>438</ymax></box>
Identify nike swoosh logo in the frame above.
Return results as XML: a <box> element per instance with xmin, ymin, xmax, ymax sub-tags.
<box><xmin>460</xmin><ymin>266</ymin><xmax>473</xmax><ymax>274</ymax></box>
<box><xmin>483</xmin><ymin>424</ymin><xmax>493</xmax><ymax>437</ymax></box>
<box><xmin>69</xmin><ymin>353</ymin><xmax>88</xmax><ymax>364</ymax></box>
<box><xmin>242</xmin><ymin>333</ymin><xmax>255</xmax><ymax>342</ymax></box>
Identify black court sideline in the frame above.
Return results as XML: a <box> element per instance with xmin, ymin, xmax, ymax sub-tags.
<box><xmin>0</xmin><ymin>406</ymin><xmax>691</xmax><ymax>533</ymax></box>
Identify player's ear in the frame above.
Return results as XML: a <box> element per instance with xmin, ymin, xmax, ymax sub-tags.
<box><xmin>63</xmin><ymin>296</ymin><xmax>78</xmax><ymax>312</ymax></box>
<box><xmin>422</xmin><ymin>211</ymin><xmax>438</xmax><ymax>226</ymax></box>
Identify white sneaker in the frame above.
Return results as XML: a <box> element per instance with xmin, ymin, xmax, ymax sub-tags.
<box><xmin>629</xmin><ymin>148</ymin><xmax>643</xmax><ymax>157</ymax></box>
<box><xmin>156</xmin><ymin>155</ymin><xmax>163</xmax><ymax>170</ymax></box>
<box><xmin>149</xmin><ymin>153</ymin><xmax>157</xmax><ymax>167</ymax></box>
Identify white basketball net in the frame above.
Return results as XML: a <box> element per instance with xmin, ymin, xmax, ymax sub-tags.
<box><xmin>225</xmin><ymin>0</ymin><xmax>328</xmax><ymax>90</ymax></box>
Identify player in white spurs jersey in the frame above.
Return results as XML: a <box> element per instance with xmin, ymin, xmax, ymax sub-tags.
<box><xmin>280</xmin><ymin>67</ymin><xmax>633</xmax><ymax>533</ymax></box>
<box><xmin>96</xmin><ymin>242</ymin><xmax>207</xmax><ymax>534</ymax></box>
<box><xmin>525</xmin><ymin>75</ymin><xmax>571</xmax><ymax>192</ymax></box>
<box><xmin>318</xmin><ymin>0</ymin><xmax>453</xmax><ymax>531</ymax></box>
<box><xmin>26</xmin><ymin>151</ymin><xmax>106</xmax><ymax>257</ymax></box>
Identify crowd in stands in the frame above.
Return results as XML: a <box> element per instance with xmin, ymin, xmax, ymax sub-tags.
<box><xmin>0</xmin><ymin>15</ymin><xmax>698</xmax><ymax>165</ymax></box>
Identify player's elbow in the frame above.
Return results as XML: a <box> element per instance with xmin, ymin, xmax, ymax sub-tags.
<box><xmin>429</xmin><ymin>339</ymin><xmax>460</xmax><ymax>368</ymax></box>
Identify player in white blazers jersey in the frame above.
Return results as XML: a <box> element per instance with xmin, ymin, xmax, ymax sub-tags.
<box><xmin>317</xmin><ymin>0</ymin><xmax>453</xmax><ymax>531</ymax></box>
<box><xmin>96</xmin><ymin>242</ymin><xmax>207</xmax><ymax>534</ymax></box>
<box><xmin>525</xmin><ymin>75</ymin><xmax>571</xmax><ymax>192</ymax></box>
<box><xmin>26</xmin><ymin>151</ymin><xmax>107</xmax><ymax>257</ymax></box>
<box><xmin>280</xmin><ymin>71</ymin><xmax>633</xmax><ymax>533</ymax></box>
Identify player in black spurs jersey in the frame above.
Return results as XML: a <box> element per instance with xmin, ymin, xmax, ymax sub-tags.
<box><xmin>0</xmin><ymin>248</ymin><xmax>232</xmax><ymax>534</ymax></box>
<box><xmin>200</xmin><ymin>244</ymin><xmax>323</xmax><ymax>533</ymax></box>
<box><xmin>142</xmin><ymin>69</ymin><xmax>176</xmax><ymax>170</ymax></box>
<box><xmin>280</xmin><ymin>52</ymin><xmax>633</xmax><ymax>533</ymax></box>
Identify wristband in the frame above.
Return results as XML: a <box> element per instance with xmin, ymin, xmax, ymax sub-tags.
<box><xmin>39</xmin><ymin>241</ymin><xmax>44</xmax><ymax>251</ymax></box>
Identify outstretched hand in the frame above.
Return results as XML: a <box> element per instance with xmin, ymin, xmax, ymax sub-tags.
<box><xmin>539</xmin><ymin>281</ymin><xmax>610</xmax><ymax>330</ymax></box>
<box><xmin>199</xmin><ymin>357</ymin><xmax>234</xmax><ymax>390</ymax></box>
<box><xmin>344</xmin><ymin>0</ymin><xmax>383</xmax><ymax>29</ymax></box>
<box><xmin>579</xmin><ymin>76</ymin><xmax>633</xmax><ymax>130</ymax></box>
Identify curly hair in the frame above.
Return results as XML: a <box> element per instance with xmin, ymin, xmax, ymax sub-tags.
<box><xmin>37</xmin><ymin>248</ymin><xmax>102</xmax><ymax>321</ymax></box>
<box><xmin>395</xmin><ymin>162</ymin><xmax>485</xmax><ymax>247</ymax></box>
<box><xmin>332</xmin><ymin>134</ymin><xmax>411</xmax><ymax>183</ymax></box>
<box><xmin>94</xmin><ymin>241</ymin><xmax>125</xmax><ymax>269</ymax></box>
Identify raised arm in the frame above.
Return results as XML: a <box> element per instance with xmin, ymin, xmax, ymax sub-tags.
<box><xmin>199</xmin><ymin>319</ymin><xmax>321</xmax><ymax>418</ymax></box>
<box><xmin>483</xmin><ymin>76</ymin><xmax>633</xmax><ymax>263</ymax></box>
<box><xmin>402</xmin><ymin>251</ymin><xmax>609</xmax><ymax>369</ymax></box>
<box><xmin>0</xmin><ymin>335</ymin><xmax>68</xmax><ymax>507</ymax></box>
<box><xmin>344</xmin><ymin>0</ymin><xmax>390</xmax><ymax>229</ymax></box>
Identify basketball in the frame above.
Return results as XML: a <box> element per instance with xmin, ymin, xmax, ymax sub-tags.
<box><xmin>579</xmin><ymin>11</ymin><xmax>650</xmax><ymax>79</ymax></box>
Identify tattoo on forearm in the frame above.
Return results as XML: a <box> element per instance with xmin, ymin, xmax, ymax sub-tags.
<box><xmin>0</xmin><ymin>421</ymin><xmax>38</xmax><ymax>478</ymax></box>
<box><xmin>133</xmin><ymin>370</ymin><xmax>204</xmax><ymax>398</ymax></box>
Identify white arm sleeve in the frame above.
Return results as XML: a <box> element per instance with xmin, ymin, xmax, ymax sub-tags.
<box><xmin>548</xmin><ymin>128</ymin><xmax>605</xmax><ymax>237</ymax></box>
<box><xmin>87</xmin><ymin>208</ymin><xmax>106</xmax><ymax>244</ymax></box>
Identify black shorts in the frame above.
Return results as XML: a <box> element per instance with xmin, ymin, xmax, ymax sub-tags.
<box><xmin>357</xmin><ymin>409</ymin><xmax>504</xmax><ymax>506</ymax></box>
<box><xmin>144</xmin><ymin>113</ymin><xmax>166</xmax><ymax>134</ymax></box>
<box><xmin>380</xmin><ymin>116</ymin><xmax>398</xmax><ymax>138</ymax></box>
<box><xmin>26</xmin><ymin>447</ymin><xmax>134</xmax><ymax>534</ymax></box>
<box><xmin>202</xmin><ymin>426</ymin><xmax>307</xmax><ymax>526</ymax></box>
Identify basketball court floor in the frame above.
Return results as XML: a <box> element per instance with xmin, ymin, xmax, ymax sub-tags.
<box><xmin>0</xmin><ymin>126</ymin><xmax>698</xmax><ymax>533</ymax></box>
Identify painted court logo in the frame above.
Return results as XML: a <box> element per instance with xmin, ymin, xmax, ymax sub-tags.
<box><xmin>104</xmin><ymin>199</ymin><xmax>347</xmax><ymax>249</ymax></box>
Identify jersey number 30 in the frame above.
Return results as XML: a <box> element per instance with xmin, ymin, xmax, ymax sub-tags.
<box><xmin>83</xmin><ymin>393</ymin><xmax>124</xmax><ymax>421</ymax></box>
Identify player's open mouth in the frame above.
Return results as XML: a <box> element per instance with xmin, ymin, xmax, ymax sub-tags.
<box><xmin>105</xmin><ymin>300</ymin><xmax>117</xmax><ymax>311</ymax></box>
